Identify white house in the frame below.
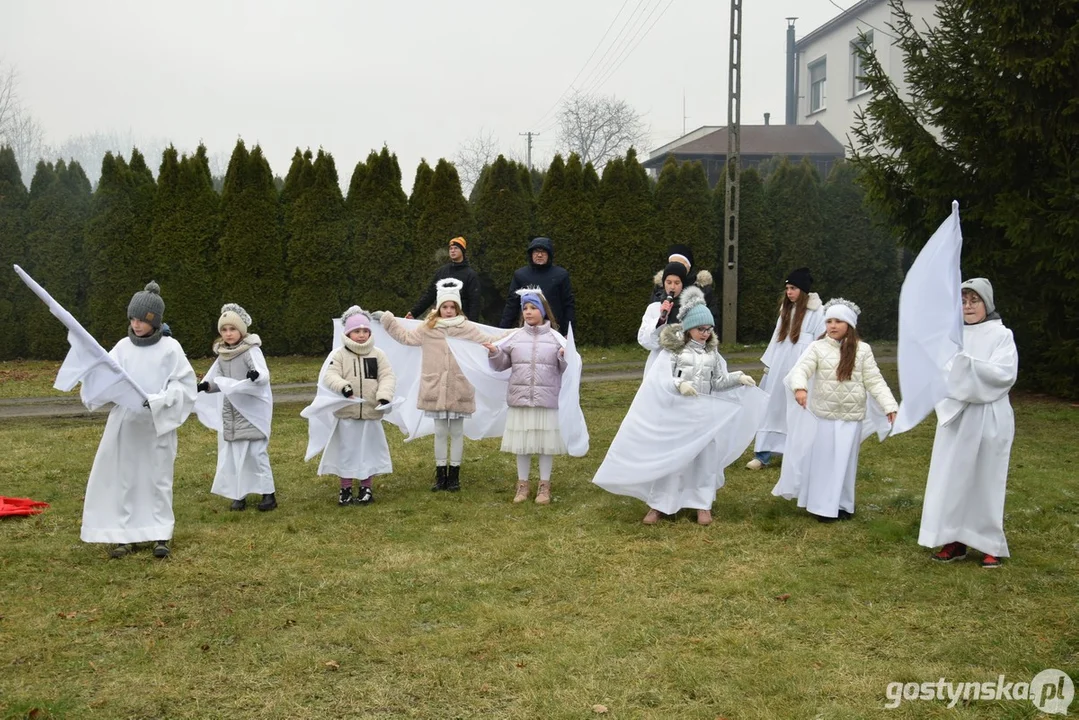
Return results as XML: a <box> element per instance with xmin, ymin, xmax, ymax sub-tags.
<box><xmin>789</xmin><ymin>0</ymin><xmax>940</xmax><ymax>148</ymax></box>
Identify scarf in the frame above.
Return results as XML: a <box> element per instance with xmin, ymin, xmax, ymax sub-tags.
<box><xmin>128</xmin><ymin>326</ymin><xmax>162</xmax><ymax>347</ymax></box>
<box><xmin>434</xmin><ymin>316</ymin><xmax>467</xmax><ymax>329</ymax></box>
<box><xmin>213</xmin><ymin>333</ymin><xmax>262</xmax><ymax>361</ymax></box>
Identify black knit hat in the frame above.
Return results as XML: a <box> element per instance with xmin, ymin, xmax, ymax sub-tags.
<box><xmin>785</xmin><ymin>267</ymin><xmax>813</xmax><ymax>293</ymax></box>
<box><xmin>662</xmin><ymin>261</ymin><xmax>688</xmax><ymax>284</ymax></box>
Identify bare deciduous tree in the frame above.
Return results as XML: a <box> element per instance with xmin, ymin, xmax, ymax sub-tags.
<box><xmin>454</xmin><ymin>128</ymin><xmax>499</xmax><ymax>195</ymax></box>
<box><xmin>556</xmin><ymin>92</ymin><xmax>649</xmax><ymax>170</ymax></box>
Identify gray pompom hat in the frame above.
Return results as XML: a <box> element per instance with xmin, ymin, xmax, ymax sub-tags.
<box><xmin>128</xmin><ymin>281</ymin><xmax>165</xmax><ymax>328</ymax></box>
<box><xmin>961</xmin><ymin>278</ymin><xmax>995</xmax><ymax>315</ymax></box>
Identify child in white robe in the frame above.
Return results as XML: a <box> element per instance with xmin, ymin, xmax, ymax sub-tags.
<box><xmin>773</xmin><ymin>298</ymin><xmax>897</xmax><ymax>522</ymax></box>
<box><xmin>596</xmin><ymin>287</ymin><xmax>757</xmax><ymax>525</ymax></box>
<box><xmin>637</xmin><ymin>261</ymin><xmax>688</xmax><ymax>374</ymax></box>
<box><xmin>320</xmin><ymin>307</ymin><xmax>397</xmax><ymax>506</ymax></box>
<box><xmin>747</xmin><ymin>267</ymin><xmax>825</xmax><ymax>469</ymax></box>
<box><xmin>920</xmin><ymin>279</ymin><xmax>1018</xmax><ymax>568</ymax></box>
<box><xmin>81</xmin><ymin>282</ymin><xmax>196</xmax><ymax>559</ymax></box>
<box><xmin>197</xmin><ymin>303</ymin><xmax>276</xmax><ymax>512</ymax></box>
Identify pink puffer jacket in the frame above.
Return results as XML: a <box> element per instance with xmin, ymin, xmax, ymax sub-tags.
<box><xmin>489</xmin><ymin>323</ymin><xmax>567</xmax><ymax>409</ymax></box>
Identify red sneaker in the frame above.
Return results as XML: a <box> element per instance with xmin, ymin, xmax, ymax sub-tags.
<box><xmin>932</xmin><ymin>542</ymin><xmax>968</xmax><ymax>562</ymax></box>
<box><xmin>981</xmin><ymin>554</ymin><xmax>1002</xmax><ymax>568</ymax></box>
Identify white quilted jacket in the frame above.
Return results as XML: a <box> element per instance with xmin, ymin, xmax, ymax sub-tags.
<box><xmin>786</xmin><ymin>337</ymin><xmax>898</xmax><ymax>421</ymax></box>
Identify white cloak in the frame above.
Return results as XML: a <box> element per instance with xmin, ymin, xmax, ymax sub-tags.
<box><xmin>918</xmin><ymin>319</ymin><xmax>1017</xmax><ymax>556</ymax></box>
<box><xmin>771</xmin><ymin>376</ymin><xmax>891</xmax><ymax>517</ymax></box>
<box><xmin>637</xmin><ymin>302</ymin><xmax>665</xmax><ymax>375</ymax></box>
<box><xmin>593</xmin><ymin>349</ymin><xmax>767</xmax><ymax>515</ymax></box>
<box><xmin>754</xmin><ymin>303</ymin><xmax>825</xmax><ymax>454</ymax></box>
<box><xmin>301</xmin><ymin>349</ymin><xmax>404</xmax><ymax>477</ymax></box>
<box><xmin>81</xmin><ymin>337</ymin><xmax>196</xmax><ymax>543</ymax></box>
<box><xmin>445</xmin><ymin>325</ymin><xmax>589</xmax><ymax>457</ymax></box>
<box><xmin>194</xmin><ymin>348</ymin><xmax>275</xmax><ymax>499</ymax></box>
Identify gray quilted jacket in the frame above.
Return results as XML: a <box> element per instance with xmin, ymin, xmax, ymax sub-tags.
<box><xmin>207</xmin><ymin>343</ymin><xmax>268</xmax><ymax>441</ymax></box>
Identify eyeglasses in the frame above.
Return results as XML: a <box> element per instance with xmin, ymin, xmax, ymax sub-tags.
<box><xmin>694</xmin><ymin>327</ymin><xmax>714</xmax><ymax>334</ymax></box>
<box><xmin>961</xmin><ymin>296</ymin><xmax>984</xmax><ymax>307</ymax></box>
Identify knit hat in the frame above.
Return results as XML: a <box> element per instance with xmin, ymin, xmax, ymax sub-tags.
<box><xmin>342</xmin><ymin>305</ymin><xmax>372</xmax><ymax>335</ymax></box>
<box><xmin>677</xmin><ymin>286</ymin><xmax>713</xmax><ymax>331</ymax></box>
<box><xmin>667</xmin><ymin>244</ymin><xmax>694</xmax><ymax>269</ymax></box>
<box><xmin>662</xmin><ymin>261</ymin><xmax>688</xmax><ymax>284</ymax></box>
<box><xmin>128</xmin><ymin>281</ymin><xmax>164</xmax><ymax>328</ymax></box>
<box><xmin>435</xmin><ymin>278</ymin><xmax>464</xmax><ymax>309</ymax></box>
<box><xmin>961</xmin><ymin>278</ymin><xmax>995</xmax><ymax>314</ymax></box>
<box><xmin>449</xmin><ymin>236</ymin><xmax>467</xmax><ymax>252</ymax></box>
<box><xmin>823</xmin><ymin>298</ymin><xmax>860</xmax><ymax>328</ymax></box>
<box><xmin>218</xmin><ymin>303</ymin><xmax>251</xmax><ymax>336</ymax></box>
<box><xmin>516</xmin><ymin>286</ymin><xmax>547</xmax><ymax>319</ymax></box>
<box><xmin>786</xmin><ymin>267</ymin><xmax>813</xmax><ymax>293</ymax></box>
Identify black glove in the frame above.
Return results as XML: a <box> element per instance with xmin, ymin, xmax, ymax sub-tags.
<box><xmin>342</xmin><ymin>385</ymin><xmax>354</xmax><ymax>398</ymax></box>
<box><xmin>197</xmin><ymin>382</ymin><xmax>209</xmax><ymax>393</ymax></box>
<box><xmin>246</xmin><ymin>370</ymin><xmax>260</xmax><ymax>381</ymax></box>
<box><xmin>377</xmin><ymin>399</ymin><xmax>389</xmax><ymax>406</ymax></box>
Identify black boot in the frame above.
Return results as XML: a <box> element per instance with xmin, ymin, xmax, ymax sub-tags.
<box><xmin>431</xmin><ymin>465</ymin><xmax>447</xmax><ymax>492</ymax></box>
<box><xmin>229</xmin><ymin>498</ymin><xmax>247</xmax><ymax>511</ymax></box>
<box><xmin>339</xmin><ymin>486</ymin><xmax>353</xmax><ymax>506</ymax></box>
<box><xmin>257</xmin><ymin>493</ymin><xmax>277</xmax><ymax>511</ymax></box>
<box><xmin>446</xmin><ymin>465</ymin><xmax>461</xmax><ymax>492</ymax></box>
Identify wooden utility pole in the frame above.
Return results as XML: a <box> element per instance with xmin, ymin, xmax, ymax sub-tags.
<box><xmin>519</xmin><ymin>131</ymin><xmax>539</xmax><ymax>171</ymax></box>
<box><xmin>721</xmin><ymin>0</ymin><xmax>742</xmax><ymax>345</ymax></box>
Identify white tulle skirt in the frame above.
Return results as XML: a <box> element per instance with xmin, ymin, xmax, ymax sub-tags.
<box><xmin>500</xmin><ymin>406</ymin><xmax>566</xmax><ymax>455</ymax></box>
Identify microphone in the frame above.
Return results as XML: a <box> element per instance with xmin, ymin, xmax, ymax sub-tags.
<box><xmin>657</xmin><ymin>293</ymin><xmax>675</xmax><ymax>326</ymax></box>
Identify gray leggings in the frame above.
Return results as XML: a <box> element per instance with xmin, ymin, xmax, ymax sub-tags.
<box><xmin>434</xmin><ymin>418</ymin><xmax>464</xmax><ymax>466</ymax></box>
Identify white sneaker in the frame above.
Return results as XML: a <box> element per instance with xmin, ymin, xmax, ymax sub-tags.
<box><xmin>745</xmin><ymin>459</ymin><xmax>764</xmax><ymax>470</ymax></box>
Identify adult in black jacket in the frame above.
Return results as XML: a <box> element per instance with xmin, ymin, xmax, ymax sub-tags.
<box><xmin>499</xmin><ymin>237</ymin><xmax>576</xmax><ymax>330</ymax></box>
<box><xmin>408</xmin><ymin>236</ymin><xmax>482</xmax><ymax>320</ymax></box>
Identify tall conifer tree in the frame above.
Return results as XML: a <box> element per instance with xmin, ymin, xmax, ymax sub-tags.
<box><xmin>473</xmin><ymin>155</ymin><xmax>531</xmax><ymax>325</ymax></box>
<box><xmin>219</xmin><ymin>141</ymin><xmax>287</xmax><ymax>354</ymax></box>
<box><xmin>0</xmin><ymin>146</ymin><xmax>30</xmax><ymax>358</ymax></box>
<box><xmin>26</xmin><ymin>159</ymin><xmax>92</xmax><ymax>358</ymax></box>
<box><xmin>284</xmin><ymin>150</ymin><xmax>349</xmax><ymax>352</ymax></box>
<box><xmin>765</xmin><ymin>157</ymin><xmax>825</xmax><ymax>298</ymax></box>
<box><xmin>735</xmin><ymin>167</ymin><xmax>778</xmax><ymax>341</ymax></box>
<box><xmin>349</xmin><ymin>147</ymin><xmax>412</xmax><ymax>313</ymax></box>
<box><xmin>414</xmin><ymin>159</ymin><xmax>473</xmax><ymax>291</ymax></box>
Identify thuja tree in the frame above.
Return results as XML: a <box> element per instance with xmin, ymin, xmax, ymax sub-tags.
<box><xmin>0</xmin><ymin>146</ymin><xmax>30</xmax><ymax>358</ymax></box>
<box><xmin>26</xmin><ymin>159</ymin><xmax>92</xmax><ymax>358</ymax></box>
<box><xmin>150</xmin><ymin>145</ymin><xmax>220</xmax><ymax>353</ymax></box>
<box><xmin>736</xmin><ymin>167</ymin><xmax>779</xmax><ymax>341</ymax></box>
<box><xmin>472</xmin><ymin>155</ymin><xmax>532</xmax><ymax>325</ymax></box>
<box><xmin>536</xmin><ymin>153</ymin><xmax>600</xmax><ymax>337</ymax></box>
<box><xmin>821</xmin><ymin>161</ymin><xmax>900</xmax><ymax>339</ymax></box>
<box><xmin>851</xmin><ymin>0</ymin><xmax>1079</xmax><ymax>395</ymax></box>
<box><xmin>414</xmin><ymin>158</ymin><xmax>474</xmax><ymax>291</ymax></box>
<box><xmin>283</xmin><ymin>150</ymin><xmax>349</xmax><ymax>353</ymax></box>
<box><xmin>348</xmin><ymin>147</ymin><xmax>412</xmax><ymax>314</ymax></box>
<box><xmin>218</xmin><ymin>141</ymin><xmax>287</xmax><ymax>354</ymax></box>
<box><xmin>764</xmin><ymin>157</ymin><xmax>825</xmax><ymax>299</ymax></box>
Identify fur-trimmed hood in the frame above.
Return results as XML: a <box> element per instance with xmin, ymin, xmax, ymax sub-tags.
<box><xmin>658</xmin><ymin>323</ymin><xmax>718</xmax><ymax>353</ymax></box>
<box><xmin>652</xmin><ymin>268</ymin><xmax>713</xmax><ymax>288</ymax></box>
<box><xmin>805</xmin><ymin>292</ymin><xmax>822</xmax><ymax>311</ymax></box>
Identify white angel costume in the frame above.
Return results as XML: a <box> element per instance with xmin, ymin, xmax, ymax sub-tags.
<box><xmin>593</xmin><ymin>339</ymin><xmax>766</xmax><ymax>515</ymax></box>
<box><xmin>194</xmin><ymin>336</ymin><xmax>274</xmax><ymax>501</ymax></box>
<box><xmin>82</xmin><ymin>335</ymin><xmax>197</xmax><ymax>543</ymax></box>
<box><xmin>771</xmin><ymin>300</ymin><xmax>896</xmax><ymax>519</ymax></box>
<box><xmin>918</xmin><ymin>299</ymin><xmax>1018</xmax><ymax>556</ymax></box>
<box><xmin>754</xmin><ymin>293</ymin><xmax>825</xmax><ymax>456</ymax></box>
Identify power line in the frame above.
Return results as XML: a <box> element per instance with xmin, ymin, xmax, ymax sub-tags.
<box><xmin>583</xmin><ymin>0</ymin><xmax>677</xmax><ymax>96</ymax></box>
<box><xmin>530</xmin><ymin>0</ymin><xmax>632</xmax><ymax>130</ymax></box>
<box><xmin>571</xmin><ymin>0</ymin><xmax>658</xmax><ymax>99</ymax></box>
<box><xmin>825</xmin><ymin>0</ymin><xmax>899</xmax><ymax>41</ymax></box>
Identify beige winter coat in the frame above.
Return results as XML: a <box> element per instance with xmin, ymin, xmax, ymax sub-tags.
<box><xmin>786</xmin><ymin>337</ymin><xmax>898</xmax><ymax>421</ymax></box>
<box><xmin>380</xmin><ymin>312</ymin><xmax>499</xmax><ymax>414</ymax></box>
<box><xmin>323</xmin><ymin>337</ymin><xmax>396</xmax><ymax>420</ymax></box>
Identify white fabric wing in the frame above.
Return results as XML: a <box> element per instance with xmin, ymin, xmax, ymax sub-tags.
<box><xmin>15</xmin><ymin>264</ymin><xmax>148</xmax><ymax>411</ymax></box>
<box><xmin>193</xmin><ymin>351</ymin><xmax>274</xmax><ymax>438</ymax></box>
<box><xmin>300</xmin><ymin>351</ymin><xmax>366</xmax><ymax>462</ymax></box>
<box><xmin>556</xmin><ymin>326</ymin><xmax>589</xmax><ymax>456</ymax></box>
<box><xmin>592</xmin><ymin>349</ymin><xmax>765</xmax><ymax>499</ymax></box>
<box><xmin>892</xmin><ymin>201</ymin><xmax>964</xmax><ymax>434</ymax></box>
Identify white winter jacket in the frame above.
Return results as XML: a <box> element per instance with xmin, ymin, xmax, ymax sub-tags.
<box><xmin>659</xmin><ymin>325</ymin><xmax>745</xmax><ymax>394</ymax></box>
<box><xmin>786</xmin><ymin>337</ymin><xmax>897</xmax><ymax>421</ymax></box>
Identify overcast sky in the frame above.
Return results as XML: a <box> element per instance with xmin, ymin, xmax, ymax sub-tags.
<box><xmin>1</xmin><ymin>0</ymin><xmax>843</xmax><ymax>189</ymax></box>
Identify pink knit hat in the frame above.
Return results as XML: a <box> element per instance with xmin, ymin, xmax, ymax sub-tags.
<box><xmin>342</xmin><ymin>307</ymin><xmax>371</xmax><ymax>335</ymax></box>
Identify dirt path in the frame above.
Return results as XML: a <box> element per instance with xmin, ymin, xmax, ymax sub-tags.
<box><xmin>0</xmin><ymin>356</ymin><xmax>895</xmax><ymax>420</ymax></box>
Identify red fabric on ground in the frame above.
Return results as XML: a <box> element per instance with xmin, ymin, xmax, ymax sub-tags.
<box><xmin>0</xmin><ymin>496</ymin><xmax>50</xmax><ymax>517</ymax></box>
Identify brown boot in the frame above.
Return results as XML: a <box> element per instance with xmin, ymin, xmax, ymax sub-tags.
<box><xmin>642</xmin><ymin>508</ymin><xmax>662</xmax><ymax>525</ymax></box>
<box><xmin>535</xmin><ymin>481</ymin><xmax>551</xmax><ymax>505</ymax></box>
<box><xmin>512</xmin><ymin>481</ymin><xmax>530</xmax><ymax>504</ymax></box>
<box><xmin>697</xmin><ymin>509</ymin><xmax>713</xmax><ymax>526</ymax></box>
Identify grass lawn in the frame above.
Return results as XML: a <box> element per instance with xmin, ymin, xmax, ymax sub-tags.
<box><xmin>0</xmin><ymin>369</ymin><xmax>1075</xmax><ymax>719</ymax></box>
